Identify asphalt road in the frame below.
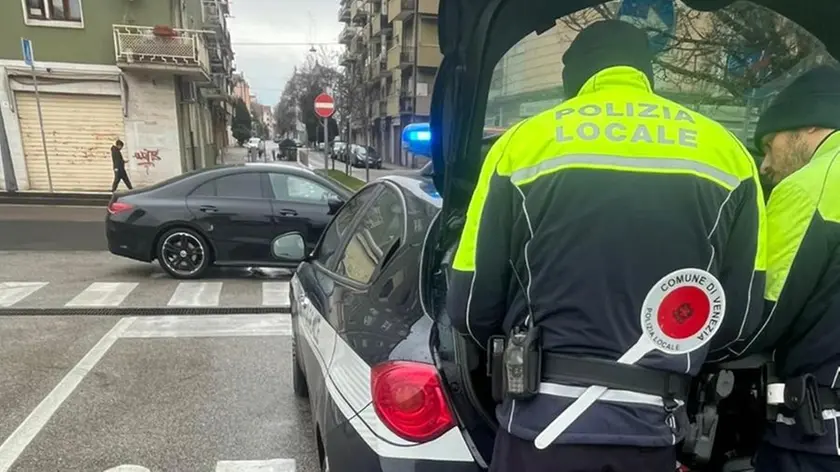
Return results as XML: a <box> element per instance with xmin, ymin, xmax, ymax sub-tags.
<box><xmin>0</xmin><ymin>251</ymin><xmax>293</xmax><ymax>312</ymax></box>
<box><xmin>0</xmin><ymin>314</ymin><xmax>319</xmax><ymax>472</ymax></box>
<box><xmin>0</xmin><ymin>144</ymin><xmax>319</xmax><ymax>472</ymax></box>
<box><xmin>0</xmin><ymin>205</ymin><xmax>106</xmax><ymax>251</ymax></box>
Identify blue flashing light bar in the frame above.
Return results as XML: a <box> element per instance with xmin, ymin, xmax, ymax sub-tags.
<box><xmin>402</xmin><ymin>122</ymin><xmax>432</xmax><ymax>157</ymax></box>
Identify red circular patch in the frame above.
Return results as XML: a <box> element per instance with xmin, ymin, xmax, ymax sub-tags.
<box><xmin>656</xmin><ymin>286</ymin><xmax>710</xmax><ymax>339</ymax></box>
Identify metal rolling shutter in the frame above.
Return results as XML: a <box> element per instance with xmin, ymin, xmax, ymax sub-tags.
<box><xmin>15</xmin><ymin>92</ymin><xmax>124</xmax><ymax>192</ymax></box>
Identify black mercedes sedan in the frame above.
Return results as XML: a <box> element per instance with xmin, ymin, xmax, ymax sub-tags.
<box><xmin>106</xmin><ymin>163</ymin><xmax>352</xmax><ymax>279</ymax></box>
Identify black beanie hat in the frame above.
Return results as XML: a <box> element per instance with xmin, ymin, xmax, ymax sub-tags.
<box><xmin>562</xmin><ymin>20</ymin><xmax>655</xmax><ymax>98</ymax></box>
<box><xmin>754</xmin><ymin>65</ymin><xmax>840</xmax><ymax>150</ymax></box>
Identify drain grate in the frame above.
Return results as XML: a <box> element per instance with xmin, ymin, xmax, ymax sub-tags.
<box><xmin>0</xmin><ymin>306</ymin><xmax>291</xmax><ymax>316</ymax></box>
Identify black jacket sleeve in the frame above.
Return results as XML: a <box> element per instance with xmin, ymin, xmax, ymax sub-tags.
<box><xmin>709</xmin><ymin>168</ymin><xmax>767</xmax><ymax>356</ymax></box>
<box><xmin>446</xmin><ymin>137</ymin><xmax>515</xmax><ymax>348</ymax></box>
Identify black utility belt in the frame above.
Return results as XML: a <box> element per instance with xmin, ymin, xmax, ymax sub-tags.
<box><xmin>766</xmin><ymin>374</ymin><xmax>840</xmax><ymax>437</ymax></box>
<box><xmin>486</xmin><ymin>329</ymin><xmax>689</xmax><ymax>404</ymax></box>
<box><xmin>542</xmin><ymin>352</ymin><xmax>691</xmax><ymax>400</ymax></box>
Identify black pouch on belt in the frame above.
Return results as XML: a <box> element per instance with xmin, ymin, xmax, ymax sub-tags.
<box><xmin>783</xmin><ymin>374</ymin><xmax>827</xmax><ymax>437</ymax></box>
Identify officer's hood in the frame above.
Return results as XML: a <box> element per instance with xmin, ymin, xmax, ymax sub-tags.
<box><xmin>431</xmin><ymin>0</ymin><xmax>840</xmax><ymax>250</ymax></box>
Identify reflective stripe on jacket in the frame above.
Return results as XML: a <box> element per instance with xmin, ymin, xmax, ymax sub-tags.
<box><xmin>446</xmin><ymin>66</ymin><xmax>767</xmax><ymax>447</ymax></box>
<box><xmin>733</xmin><ymin>131</ymin><xmax>840</xmax><ymax>456</ymax></box>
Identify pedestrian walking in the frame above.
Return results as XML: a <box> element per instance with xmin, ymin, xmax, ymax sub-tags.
<box><xmin>446</xmin><ymin>20</ymin><xmax>767</xmax><ymax>472</ymax></box>
<box><xmin>729</xmin><ymin>65</ymin><xmax>840</xmax><ymax>472</ymax></box>
<box><xmin>111</xmin><ymin>139</ymin><xmax>133</xmax><ymax>192</ymax></box>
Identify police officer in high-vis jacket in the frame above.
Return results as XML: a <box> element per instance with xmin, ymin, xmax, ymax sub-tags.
<box><xmin>727</xmin><ymin>65</ymin><xmax>840</xmax><ymax>472</ymax></box>
<box><xmin>446</xmin><ymin>20</ymin><xmax>767</xmax><ymax>472</ymax></box>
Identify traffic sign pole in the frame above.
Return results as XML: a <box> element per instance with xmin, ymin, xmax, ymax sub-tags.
<box><xmin>323</xmin><ymin>117</ymin><xmax>328</xmax><ymax>170</ymax></box>
<box><xmin>313</xmin><ymin>93</ymin><xmax>335</xmax><ymax>172</ymax></box>
<box><xmin>22</xmin><ymin>38</ymin><xmax>53</xmax><ymax>192</ymax></box>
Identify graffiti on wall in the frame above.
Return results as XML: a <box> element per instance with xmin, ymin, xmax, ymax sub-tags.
<box><xmin>134</xmin><ymin>148</ymin><xmax>161</xmax><ymax>174</ymax></box>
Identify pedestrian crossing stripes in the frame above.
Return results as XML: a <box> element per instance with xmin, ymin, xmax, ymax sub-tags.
<box><xmin>0</xmin><ymin>282</ymin><xmax>47</xmax><ymax>307</ymax></box>
<box><xmin>65</xmin><ymin>282</ymin><xmax>139</xmax><ymax>307</ymax></box>
<box><xmin>0</xmin><ymin>280</ymin><xmax>291</xmax><ymax>309</ymax></box>
<box><xmin>168</xmin><ymin>282</ymin><xmax>223</xmax><ymax>307</ymax></box>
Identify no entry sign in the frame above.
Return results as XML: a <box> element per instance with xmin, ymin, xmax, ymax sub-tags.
<box><xmin>534</xmin><ymin>267</ymin><xmax>726</xmax><ymax>449</ymax></box>
<box><xmin>314</xmin><ymin>93</ymin><xmax>335</xmax><ymax>118</ymax></box>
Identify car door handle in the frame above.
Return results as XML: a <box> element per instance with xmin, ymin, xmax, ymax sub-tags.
<box><xmin>278</xmin><ymin>208</ymin><xmax>298</xmax><ymax>216</ymax></box>
<box><xmin>199</xmin><ymin>205</ymin><xmax>218</xmax><ymax>213</ymax></box>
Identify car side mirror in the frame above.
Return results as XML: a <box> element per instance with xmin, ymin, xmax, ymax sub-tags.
<box><xmin>327</xmin><ymin>196</ymin><xmax>344</xmax><ymax>215</ymax></box>
<box><xmin>271</xmin><ymin>233</ymin><xmax>306</xmax><ymax>262</ymax></box>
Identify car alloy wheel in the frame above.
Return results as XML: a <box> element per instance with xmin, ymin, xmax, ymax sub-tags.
<box><xmin>158</xmin><ymin>229</ymin><xmax>210</xmax><ymax>279</ymax></box>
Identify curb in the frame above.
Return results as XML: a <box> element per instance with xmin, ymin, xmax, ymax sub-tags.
<box><xmin>0</xmin><ymin>192</ymin><xmax>110</xmax><ymax>207</ymax></box>
<box><xmin>0</xmin><ymin>306</ymin><xmax>291</xmax><ymax>316</ymax></box>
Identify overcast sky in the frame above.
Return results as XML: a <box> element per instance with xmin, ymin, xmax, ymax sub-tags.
<box><xmin>227</xmin><ymin>0</ymin><xmax>344</xmax><ymax>106</ymax></box>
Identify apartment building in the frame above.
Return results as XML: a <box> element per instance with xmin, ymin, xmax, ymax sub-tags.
<box><xmin>0</xmin><ymin>0</ymin><xmax>235</xmax><ymax>193</ymax></box>
<box><xmin>338</xmin><ymin>0</ymin><xmax>441</xmax><ymax>167</ymax></box>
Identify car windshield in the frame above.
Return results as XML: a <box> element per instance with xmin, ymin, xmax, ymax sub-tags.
<box><xmin>486</xmin><ymin>0</ymin><xmax>835</xmax><ymax>151</ymax></box>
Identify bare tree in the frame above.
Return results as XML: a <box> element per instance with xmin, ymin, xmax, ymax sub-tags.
<box><xmin>559</xmin><ymin>2</ymin><xmax>830</xmax><ymax>103</ymax></box>
<box><xmin>335</xmin><ymin>56</ymin><xmax>370</xmax><ymax>145</ymax></box>
<box><xmin>272</xmin><ymin>50</ymin><xmax>344</xmax><ymax>146</ymax></box>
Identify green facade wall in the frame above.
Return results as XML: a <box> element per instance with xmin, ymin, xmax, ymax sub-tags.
<box><xmin>0</xmin><ymin>0</ymin><xmax>205</xmax><ymax>65</ymax></box>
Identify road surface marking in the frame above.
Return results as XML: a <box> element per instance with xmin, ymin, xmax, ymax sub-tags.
<box><xmin>262</xmin><ymin>282</ymin><xmax>290</xmax><ymax>306</ymax></box>
<box><xmin>216</xmin><ymin>459</ymin><xmax>296</xmax><ymax>472</ymax></box>
<box><xmin>0</xmin><ymin>317</ymin><xmax>136</xmax><ymax>472</ymax></box>
<box><xmin>167</xmin><ymin>282</ymin><xmax>223</xmax><ymax>306</ymax></box>
<box><xmin>0</xmin><ymin>282</ymin><xmax>47</xmax><ymax>307</ymax></box>
<box><xmin>65</xmin><ymin>282</ymin><xmax>139</xmax><ymax>307</ymax></box>
<box><xmin>121</xmin><ymin>314</ymin><xmax>291</xmax><ymax>338</ymax></box>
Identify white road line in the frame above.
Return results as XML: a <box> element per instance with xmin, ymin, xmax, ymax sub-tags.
<box><xmin>0</xmin><ymin>282</ymin><xmax>48</xmax><ymax>307</ymax></box>
<box><xmin>167</xmin><ymin>282</ymin><xmax>223</xmax><ymax>306</ymax></box>
<box><xmin>65</xmin><ymin>282</ymin><xmax>139</xmax><ymax>307</ymax></box>
<box><xmin>215</xmin><ymin>459</ymin><xmax>296</xmax><ymax>472</ymax></box>
<box><xmin>121</xmin><ymin>314</ymin><xmax>291</xmax><ymax>338</ymax></box>
<box><xmin>0</xmin><ymin>317</ymin><xmax>136</xmax><ymax>472</ymax></box>
<box><xmin>262</xmin><ymin>281</ymin><xmax>290</xmax><ymax>307</ymax></box>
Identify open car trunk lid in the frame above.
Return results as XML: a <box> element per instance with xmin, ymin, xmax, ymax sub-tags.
<box><xmin>426</xmin><ymin>0</ymin><xmax>840</xmax><ymax>465</ymax></box>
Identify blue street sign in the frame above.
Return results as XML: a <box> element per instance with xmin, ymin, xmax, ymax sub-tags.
<box><xmin>618</xmin><ymin>0</ymin><xmax>676</xmax><ymax>55</ymax></box>
<box><xmin>21</xmin><ymin>38</ymin><xmax>34</xmax><ymax>67</ymax></box>
<box><xmin>726</xmin><ymin>50</ymin><xmax>768</xmax><ymax>78</ymax></box>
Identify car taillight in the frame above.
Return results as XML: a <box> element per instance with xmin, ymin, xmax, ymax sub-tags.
<box><xmin>108</xmin><ymin>201</ymin><xmax>134</xmax><ymax>215</ymax></box>
<box><xmin>371</xmin><ymin>361</ymin><xmax>456</xmax><ymax>442</ymax></box>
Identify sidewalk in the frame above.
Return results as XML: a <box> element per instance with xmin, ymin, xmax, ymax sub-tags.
<box><xmin>222</xmin><ymin>145</ymin><xmax>249</xmax><ymax>164</ymax></box>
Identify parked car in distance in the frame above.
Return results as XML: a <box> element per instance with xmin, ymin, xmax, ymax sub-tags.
<box><xmin>329</xmin><ymin>141</ymin><xmax>347</xmax><ymax>162</ymax></box>
<box><xmin>247</xmin><ymin>137</ymin><xmax>266</xmax><ymax>157</ymax></box>
<box><xmin>349</xmin><ymin>144</ymin><xmax>382</xmax><ymax>169</ymax></box>
<box><xmin>106</xmin><ymin>163</ymin><xmax>352</xmax><ymax>279</ymax></box>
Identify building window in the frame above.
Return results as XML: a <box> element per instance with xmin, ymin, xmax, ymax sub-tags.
<box><xmin>24</xmin><ymin>0</ymin><xmax>83</xmax><ymax>26</ymax></box>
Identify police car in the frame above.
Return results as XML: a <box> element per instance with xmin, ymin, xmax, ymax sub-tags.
<box><xmin>281</xmin><ymin>0</ymin><xmax>838</xmax><ymax>470</ymax></box>
<box><xmin>281</xmin><ymin>136</ymin><xmax>497</xmax><ymax>472</ymax></box>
